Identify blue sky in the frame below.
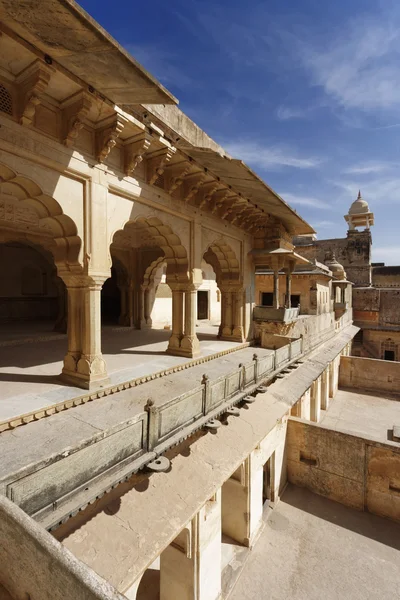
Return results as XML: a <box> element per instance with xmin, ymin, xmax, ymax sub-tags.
<box><xmin>81</xmin><ymin>0</ymin><xmax>400</xmax><ymax>264</ymax></box>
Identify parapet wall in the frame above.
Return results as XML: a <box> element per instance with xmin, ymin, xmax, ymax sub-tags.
<box><xmin>339</xmin><ymin>356</ymin><xmax>400</xmax><ymax>395</ymax></box>
<box><xmin>287</xmin><ymin>419</ymin><xmax>400</xmax><ymax>523</ymax></box>
<box><xmin>0</xmin><ymin>495</ymin><xmax>125</xmax><ymax>600</ymax></box>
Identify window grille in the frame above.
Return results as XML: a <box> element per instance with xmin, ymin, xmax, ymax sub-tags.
<box><xmin>0</xmin><ymin>84</ymin><xmax>12</xmax><ymax>116</ymax></box>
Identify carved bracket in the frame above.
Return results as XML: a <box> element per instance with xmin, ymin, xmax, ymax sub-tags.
<box><xmin>124</xmin><ymin>132</ymin><xmax>153</xmax><ymax>176</ymax></box>
<box><xmin>17</xmin><ymin>60</ymin><xmax>52</xmax><ymax>127</ymax></box>
<box><xmin>183</xmin><ymin>171</ymin><xmax>207</xmax><ymax>203</ymax></box>
<box><xmin>63</xmin><ymin>92</ymin><xmax>92</xmax><ymax>147</ymax></box>
<box><xmin>165</xmin><ymin>159</ymin><xmax>193</xmax><ymax>194</ymax></box>
<box><xmin>96</xmin><ymin>114</ymin><xmax>128</xmax><ymax>163</ymax></box>
<box><xmin>147</xmin><ymin>147</ymin><xmax>176</xmax><ymax>185</ymax></box>
<box><xmin>198</xmin><ymin>181</ymin><xmax>221</xmax><ymax>209</ymax></box>
<box><xmin>210</xmin><ymin>188</ymin><xmax>231</xmax><ymax>214</ymax></box>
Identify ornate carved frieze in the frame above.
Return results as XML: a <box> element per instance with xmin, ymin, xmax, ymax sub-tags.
<box><xmin>124</xmin><ymin>132</ymin><xmax>153</xmax><ymax>177</ymax></box>
<box><xmin>96</xmin><ymin>114</ymin><xmax>128</xmax><ymax>163</ymax></box>
<box><xmin>17</xmin><ymin>60</ymin><xmax>52</xmax><ymax>127</ymax></box>
<box><xmin>147</xmin><ymin>147</ymin><xmax>176</xmax><ymax>185</ymax></box>
<box><xmin>62</xmin><ymin>92</ymin><xmax>93</xmax><ymax>148</ymax></box>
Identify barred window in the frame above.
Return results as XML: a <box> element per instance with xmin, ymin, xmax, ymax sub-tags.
<box><xmin>0</xmin><ymin>84</ymin><xmax>12</xmax><ymax>116</ymax></box>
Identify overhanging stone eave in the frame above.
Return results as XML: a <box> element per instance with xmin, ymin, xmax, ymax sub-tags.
<box><xmin>185</xmin><ymin>150</ymin><xmax>315</xmax><ymax>236</ymax></box>
<box><xmin>0</xmin><ymin>0</ymin><xmax>177</xmax><ymax>106</ymax></box>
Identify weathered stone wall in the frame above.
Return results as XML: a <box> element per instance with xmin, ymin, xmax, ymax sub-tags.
<box><xmin>295</xmin><ymin>230</ymin><xmax>372</xmax><ymax>286</ymax></box>
<box><xmin>286</xmin><ymin>419</ymin><xmax>400</xmax><ymax>523</ymax></box>
<box><xmin>339</xmin><ymin>356</ymin><xmax>400</xmax><ymax>394</ymax></box>
<box><xmin>372</xmin><ymin>266</ymin><xmax>400</xmax><ymax>288</ymax></box>
<box><xmin>0</xmin><ymin>494</ymin><xmax>125</xmax><ymax>600</ymax></box>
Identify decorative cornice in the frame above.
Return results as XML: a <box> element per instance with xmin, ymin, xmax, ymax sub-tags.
<box><xmin>183</xmin><ymin>171</ymin><xmax>207</xmax><ymax>203</ymax></box>
<box><xmin>165</xmin><ymin>159</ymin><xmax>193</xmax><ymax>194</ymax></box>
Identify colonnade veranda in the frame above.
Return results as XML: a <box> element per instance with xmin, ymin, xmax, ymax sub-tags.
<box><xmin>0</xmin><ymin>151</ymin><xmax>254</xmax><ymax>390</ymax></box>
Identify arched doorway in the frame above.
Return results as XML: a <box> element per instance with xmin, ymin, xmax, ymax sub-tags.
<box><xmin>0</xmin><ymin>241</ymin><xmax>66</xmax><ymax>335</ymax></box>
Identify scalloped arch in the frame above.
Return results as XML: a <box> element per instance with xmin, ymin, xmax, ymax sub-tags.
<box><xmin>112</xmin><ymin>215</ymin><xmax>189</xmax><ymax>275</ymax></box>
<box><xmin>0</xmin><ymin>163</ymin><xmax>82</xmax><ymax>268</ymax></box>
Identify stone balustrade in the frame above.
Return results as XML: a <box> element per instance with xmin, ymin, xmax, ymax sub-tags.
<box><xmin>0</xmin><ymin>339</ymin><xmax>304</xmax><ymax>531</ymax></box>
<box><xmin>253</xmin><ymin>305</ymin><xmax>300</xmax><ymax>323</ymax></box>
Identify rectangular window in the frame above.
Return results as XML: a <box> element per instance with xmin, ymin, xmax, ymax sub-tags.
<box><xmin>261</xmin><ymin>292</ymin><xmax>273</xmax><ymax>306</ymax></box>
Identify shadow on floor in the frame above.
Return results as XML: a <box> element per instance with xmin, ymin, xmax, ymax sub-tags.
<box><xmin>282</xmin><ymin>485</ymin><xmax>400</xmax><ymax>551</ymax></box>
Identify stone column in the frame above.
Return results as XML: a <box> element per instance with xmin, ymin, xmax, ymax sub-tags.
<box><xmin>273</xmin><ymin>269</ymin><xmax>280</xmax><ymax>309</ymax></box>
<box><xmin>232</xmin><ymin>288</ymin><xmax>244</xmax><ymax>342</ymax></box>
<box><xmin>221</xmin><ymin>289</ymin><xmax>233</xmax><ymax>338</ymax></box>
<box><xmin>285</xmin><ymin>269</ymin><xmax>292</xmax><ymax>308</ymax></box>
<box><xmin>61</xmin><ymin>275</ymin><xmax>109</xmax><ymax>389</ymax></box>
<box><xmin>221</xmin><ymin>455</ymin><xmax>263</xmax><ymax>548</ymax></box>
<box><xmin>142</xmin><ymin>286</ymin><xmax>152</xmax><ymax>328</ymax></box>
<box><xmin>160</xmin><ymin>491</ymin><xmax>222</xmax><ymax>600</ymax></box>
<box><xmin>321</xmin><ymin>368</ymin><xmax>329</xmax><ymax>410</ymax></box>
<box><xmin>180</xmin><ymin>286</ymin><xmax>201</xmax><ymax>358</ymax></box>
<box><xmin>310</xmin><ymin>377</ymin><xmax>321</xmax><ymax>422</ymax></box>
<box><xmin>167</xmin><ymin>285</ymin><xmax>184</xmax><ymax>354</ymax></box>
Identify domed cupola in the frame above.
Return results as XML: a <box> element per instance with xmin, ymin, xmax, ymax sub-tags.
<box><xmin>344</xmin><ymin>190</ymin><xmax>374</xmax><ymax>230</ymax></box>
<box><xmin>325</xmin><ymin>252</ymin><xmax>346</xmax><ymax>280</ymax></box>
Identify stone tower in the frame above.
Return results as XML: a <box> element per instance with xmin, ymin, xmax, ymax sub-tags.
<box><xmin>344</xmin><ymin>191</ymin><xmax>374</xmax><ymax>286</ymax></box>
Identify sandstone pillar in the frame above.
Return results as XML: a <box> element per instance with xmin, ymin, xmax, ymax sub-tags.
<box><xmin>321</xmin><ymin>368</ymin><xmax>329</xmax><ymax>410</ymax></box>
<box><xmin>180</xmin><ymin>286</ymin><xmax>201</xmax><ymax>358</ymax></box>
<box><xmin>160</xmin><ymin>491</ymin><xmax>222</xmax><ymax>600</ymax></box>
<box><xmin>328</xmin><ymin>361</ymin><xmax>335</xmax><ymax>398</ymax></box>
<box><xmin>118</xmin><ymin>285</ymin><xmax>128</xmax><ymax>326</ymax></box>
<box><xmin>285</xmin><ymin>269</ymin><xmax>292</xmax><ymax>308</ymax></box>
<box><xmin>142</xmin><ymin>286</ymin><xmax>152</xmax><ymax>328</ymax></box>
<box><xmin>310</xmin><ymin>377</ymin><xmax>321</xmax><ymax>422</ymax></box>
<box><xmin>221</xmin><ymin>455</ymin><xmax>263</xmax><ymax>548</ymax></box>
<box><xmin>273</xmin><ymin>269</ymin><xmax>280</xmax><ymax>309</ymax></box>
<box><xmin>221</xmin><ymin>289</ymin><xmax>233</xmax><ymax>338</ymax></box>
<box><xmin>232</xmin><ymin>289</ymin><xmax>244</xmax><ymax>342</ymax></box>
<box><xmin>167</xmin><ymin>286</ymin><xmax>184</xmax><ymax>354</ymax></box>
<box><xmin>61</xmin><ymin>275</ymin><xmax>109</xmax><ymax>389</ymax></box>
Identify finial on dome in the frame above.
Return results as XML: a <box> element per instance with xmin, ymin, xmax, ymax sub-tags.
<box><xmin>357</xmin><ymin>190</ymin><xmax>362</xmax><ymax>200</ymax></box>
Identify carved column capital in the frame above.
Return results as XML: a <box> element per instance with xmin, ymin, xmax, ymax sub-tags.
<box><xmin>62</xmin><ymin>91</ymin><xmax>92</xmax><ymax>147</ymax></box>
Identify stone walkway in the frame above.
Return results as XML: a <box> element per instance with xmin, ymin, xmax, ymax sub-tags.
<box><xmin>320</xmin><ymin>388</ymin><xmax>400</xmax><ymax>444</ymax></box>
<box><xmin>0</xmin><ymin>322</ymin><xmax>242</xmax><ymax>423</ymax></box>
<box><xmin>230</xmin><ymin>485</ymin><xmax>400</xmax><ymax>600</ymax></box>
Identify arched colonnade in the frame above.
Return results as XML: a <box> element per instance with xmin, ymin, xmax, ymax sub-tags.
<box><xmin>0</xmin><ymin>164</ymin><xmax>247</xmax><ymax>389</ymax></box>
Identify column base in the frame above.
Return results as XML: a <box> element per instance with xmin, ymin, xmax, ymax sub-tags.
<box><xmin>61</xmin><ymin>353</ymin><xmax>110</xmax><ymax>389</ymax></box>
<box><xmin>60</xmin><ymin>368</ymin><xmax>110</xmax><ymax>390</ymax></box>
<box><xmin>166</xmin><ymin>346</ymin><xmax>201</xmax><ymax>359</ymax></box>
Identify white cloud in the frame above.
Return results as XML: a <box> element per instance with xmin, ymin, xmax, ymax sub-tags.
<box><xmin>333</xmin><ymin>177</ymin><xmax>400</xmax><ymax>205</ymax></box>
<box><xmin>343</xmin><ymin>162</ymin><xmax>392</xmax><ymax>175</ymax></box>
<box><xmin>373</xmin><ymin>246</ymin><xmax>400</xmax><ymax>264</ymax></box>
<box><xmin>276</xmin><ymin>106</ymin><xmax>308</xmax><ymax>121</ymax></box>
<box><xmin>224</xmin><ymin>140</ymin><xmax>322</xmax><ymax>170</ymax></box>
<box><xmin>282</xmin><ymin>193</ymin><xmax>332</xmax><ymax>210</ymax></box>
<box><xmin>299</xmin><ymin>16</ymin><xmax>400</xmax><ymax>113</ymax></box>
<box><xmin>313</xmin><ymin>220</ymin><xmax>335</xmax><ymax>228</ymax></box>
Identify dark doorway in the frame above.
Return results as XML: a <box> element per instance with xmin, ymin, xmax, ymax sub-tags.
<box><xmin>290</xmin><ymin>294</ymin><xmax>301</xmax><ymax>308</ymax></box>
<box><xmin>101</xmin><ymin>267</ymin><xmax>121</xmax><ymax>324</ymax></box>
<box><xmin>384</xmin><ymin>350</ymin><xmax>395</xmax><ymax>361</ymax></box>
<box><xmin>197</xmin><ymin>290</ymin><xmax>208</xmax><ymax>320</ymax></box>
<box><xmin>263</xmin><ymin>453</ymin><xmax>275</xmax><ymax>507</ymax></box>
<box><xmin>261</xmin><ymin>292</ymin><xmax>273</xmax><ymax>306</ymax></box>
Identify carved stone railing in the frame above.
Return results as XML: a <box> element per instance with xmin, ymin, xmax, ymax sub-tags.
<box><xmin>253</xmin><ymin>305</ymin><xmax>300</xmax><ymax>323</ymax></box>
<box><xmin>1</xmin><ymin>339</ymin><xmax>304</xmax><ymax>531</ymax></box>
